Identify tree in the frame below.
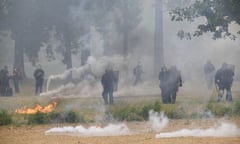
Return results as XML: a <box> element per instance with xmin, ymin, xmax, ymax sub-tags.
<box><xmin>154</xmin><ymin>0</ymin><xmax>164</xmax><ymax>74</ymax></box>
<box><xmin>0</xmin><ymin>0</ymin><xmax>8</xmax><ymax>18</ymax></box>
<box><xmin>170</xmin><ymin>0</ymin><xmax>240</xmax><ymax>40</ymax></box>
<box><xmin>113</xmin><ymin>0</ymin><xmax>142</xmax><ymax>57</ymax></box>
<box><xmin>0</xmin><ymin>0</ymin><xmax>40</xmax><ymax>78</ymax></box>
<box><xmin>154</xmin><ymin>0</ymin><xmax>193</xmax><ymax>74</ymax></box>
<box><xmin>85</xmin><ymin>0</ymin><xmax>117</xmax><ymax>56</ymax></box>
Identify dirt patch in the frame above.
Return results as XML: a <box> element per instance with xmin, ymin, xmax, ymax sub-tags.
<box><xmin>0</xmin><ymin>119</ymin><xmax>240</xmax><ymax>144</ymax></box>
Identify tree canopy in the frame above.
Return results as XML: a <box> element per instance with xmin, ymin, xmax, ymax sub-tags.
<box><xmin>170</xmin><ymin>0</ymin><xmax>240</xmax><ymax>40</ymax></box>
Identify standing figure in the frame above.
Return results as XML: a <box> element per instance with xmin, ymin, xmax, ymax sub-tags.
<box><xmin>215</xmin><ymin>63</ymin><xmax>234</xmax><ymax>102</ymax></box>
<box><xmin>12</xmin><ymin>68</ymin><xmax>20</xmax><ymax>93</ymax></box>
<box><xmin>101</xmin><ymin>68</ymin><xmax>117</xmax><ymax>105</ymax></box>
<box><xmin>167</xmin><ymin>66</ymin><xmax>182</xmax><ymax>104</ymax></box>
<box><xmin>0</xmin><ymin>66</ymin><xmax>10</xmax><ymax>96</ymax></box>
<box><xmin>133</xmin><ymin>62</ymin><xmax>143</xmax><ymax>86</ymax></box>
<box><xmin>33</xmin><ymin>64</ymin><xmax>45</xmax><ymax>95</ymax></box>
<box><xmin>159</xmin><ymin>66</ymin><xmax>169</xmax><ymax>103</ymax></box>
<box><xmin>204</xmin><ymin>60</ymin><xmax>215</xmax><ymax>89</ymax></box>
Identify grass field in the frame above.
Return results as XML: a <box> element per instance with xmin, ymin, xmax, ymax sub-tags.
<box><xmin>0</xmin><ymin>78</ymin><xmax>239</xmax><ymax>122</ymax></box>
<box><xmin>0</xmin><ymin>79</ymin><xmax>240</xmax><ymax>144</ymax></box>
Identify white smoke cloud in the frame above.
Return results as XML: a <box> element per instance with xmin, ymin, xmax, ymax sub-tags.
<box><xmin>45</xmin><ymin>123</ymin><xmax>130</xmax><ymax>137</ymax></box>
<box><xmin>44</xmin><ymin>53</ymin><xmax>161</xmax><ymax>98</ymax></box>
<box><xmin>156</xmin><ymin>122</ymin><xmax>240</xmax><ymax>138</ymax></box>
<box><xmin>147</xmin><ymin>110</ymin><xmax>169</xmax><ymax>132</ymax></box>
<box><xmin>40</xmin><ymin>83</ymin><xmax>75</xmax><ymax>97</ymax></box>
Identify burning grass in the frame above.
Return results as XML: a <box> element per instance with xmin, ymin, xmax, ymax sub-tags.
<box><xmin>15</xmin><ymin>101</ymin><xmax>57</xmax><ymax>114</ymax></box>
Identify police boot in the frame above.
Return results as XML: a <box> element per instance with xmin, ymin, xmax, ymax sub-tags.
<box><xmin>218</xmin><ymin>90</ymin><xmax>224</xmax><ymax>102</ymax></box>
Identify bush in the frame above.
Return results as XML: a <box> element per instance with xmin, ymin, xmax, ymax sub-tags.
<box><xmin>65</xmin><ymin>111</ymin><xmax>78</xmax><ymax>123</ymax></box>
<box><xmin>48</xmin><ymin>112</ymin><xmax>64</xmax><ymax>123</ymax></box>
<box><xmin>64</xmin><ymin>110</ymin><xmax>85</xmax><ymax>123</ymax></box>
<box><xmin>141</xmin><ymin>104</ymin><xmax>154</xmax><ymax>120</ymax></box>
<box><xmin>27</xmin><ymin>111</ymin><xmax>86</xmax><ymax>124</ymax></box>
<box><xmin>168</xmin><ymin>107</ymin><xmax>186</xmax><ymax>119</ymax></box>
<box><xmin>27</xmin><ymin>112</ymin><xmax>50</xmax><ymax>124</ymax></box>
<box><xmin>206</xmin><ymin>102</ymin><xmax>232</xmax><ymax>116</ymax></box>
<box><xmin>0</xmin><ymin>110</ymin><xmax>12</xmax><ymax>125</ymax></box>
<box><xmin>162</xmin><ymin>105</ymin><xmax>186</xmax><ymax>119</ymax></box>
<box><xmin>112</xmin><ymin>106</ymin><xmax>131</xmax><ymax>121</ymax></box>
<box><xmin>141</xmin><ymin>101</ymin><xmax>161</xmax><ymax>120</ymax></box>
<box><xmin>111</xmin><ymin>101</ymin><xmax>162</xmax><ymax>121</ymax></box>
<box><xmin>233</xmin><ymin>101</ymin><xmax>240</xmax><ymax>116</ymax></box>
<box><xmin>153</xmin><ymin>101</ymin><xmax>161</xmax><ymax>112</ymax></box>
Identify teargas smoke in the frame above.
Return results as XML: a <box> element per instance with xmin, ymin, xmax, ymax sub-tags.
<box><xmin>45</xmin><ymin>123</ymin><xmax>130</xmax><ymax>137</ymax></box>
<box><xmin>44</xmin><ymin>110</ymin><xmax>170</xmax><ymax>137</ymax></box>
<box><xmin>46</xmin><ymin>63</ymin><xmax>93</xmax><ymax>92</ymax></box>
<box><xmin>43</xmin><ymin>53</ymin><xmax>161</xmax><ymax>98</ymax></box>
<box><xmin>156</xmin><ymin>122</ymin><xmax>240</xmax><ymax>138</ymax></box>
<box><xmin>40</xmin><ymin>83</ymin><xmax>75</xmax><ymax>97</ymax></box>
<box><xmin>147</xmin><ymin>110</ymin><xmax>169</xmax><ymax>132</ymax></box>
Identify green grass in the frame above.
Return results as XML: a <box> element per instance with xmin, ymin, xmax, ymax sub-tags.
<box><xmin>0</xmin><ymin>110</ymin><xmax>12</xmax><ymax>125</ymax></box>
<box><xmin>0</xmin><ymin>80</ymin><xmax>240</xmax><ymax>126</ymax></box>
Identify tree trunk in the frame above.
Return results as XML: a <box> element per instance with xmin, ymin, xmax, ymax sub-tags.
<box><xmin>122</xmin><ymin>0</ymin><xmax>129</xmax><ymax>74</ymax></box>
<box><xmin>81</xmin><ymin>49</ymin><xmax>90</xmax><ymax>66</ymax></box>
<box><xmin>123</xmin><ymin>0</ymin><xmax>128</xmax><ymax>58</ymax></box>
<box><xmin>123</xmin><ymin>29</ymin><xmax>129</xmax><ymax>58</ymax></box>
<box><xmin>64</xmin><ymin>40</ymin><xmax>73</xmax><ymax>82</ymax></box>
<box><xmin>14</xmin><ymin>35</ymin><xmax>26</xmax><ymax>79</ymax></box>
<box><xmin>154</xmin><ymin>0</ymin><xmax>164</xmax><ymax>75</ymax></box>
<box><xmin>63</xmin><ymin>25</ymin><xmax>73</xmax><ymax>82</ymax></box>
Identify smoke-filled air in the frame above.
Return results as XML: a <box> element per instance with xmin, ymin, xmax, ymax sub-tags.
<box><xmin>0</xmin><ymin>0</ymin><xmax>240</xmax><ymax>143</ymax></box>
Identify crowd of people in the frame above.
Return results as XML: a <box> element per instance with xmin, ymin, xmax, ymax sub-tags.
<box><xmin>157</xmin><ymin>61</ymin><xmax>235</xmax><ymax>104</ymax></box>
<box><xmin>0</xmin><ymin>64</ymin><xmax>45</xmax><ymax>96</ymax></box>
<box><xmin>0</xmin><ymin>60</ymin><xmax>236</xmax><ymax>105</ymax></box>
<box><xmin>0</xmin><ymin>66</ymin><xmax>21</xmax><ymax>96</ymax></box>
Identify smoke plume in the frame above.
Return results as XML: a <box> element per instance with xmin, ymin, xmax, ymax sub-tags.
<box><xmin>156</xmin><ymin>122</ymin><xmax>240</xmax><ymax>138</ymax></box>
<box><xmin>147</xmin><ymin>110</ymin><xmax>169</xmax><ymax>132</ymax></box>
<box><xmin>45</xmin><ymin>123</ymin><xmax>130</xmax><ymax>137</ymax></box>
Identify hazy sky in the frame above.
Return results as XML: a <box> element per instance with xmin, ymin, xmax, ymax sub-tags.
<box><xmin>0</xmin><ymin>0</ymin><xmax>239</xmax><ymax>81</ymax></box>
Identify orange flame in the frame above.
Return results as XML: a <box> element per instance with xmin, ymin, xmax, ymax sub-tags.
<box><xmin>15</xmin><ymin>101</ymin><xmax>57</xmax><ymax>114</ymax></box>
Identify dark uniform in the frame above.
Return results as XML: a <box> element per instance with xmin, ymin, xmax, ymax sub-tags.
<box><xmin>133</xmin><ymin>63</ymin><xmax>143</xmax><ymax>86</ymax></box>
<box><xmin>215</xmin><ymin>63</ymin><xmax>234</xmax><ymax>102</ymax></box>
<box><xmin>159</xmin><ymin>66</ymin><xmax>168</xmax><ymax>103</ymax></box>
<box><xmin>159</xmin><ymin>66</ymin><xmax>182</xmax><ymax>104</ymax></box>
<box><xmin>13</xmin><ymin>68</ymin><xmax>20</xmax><ymax>93</ymax></box>
<box><xmin>34</xmin><ymin>66</ymin><xmax>45</xmax><ymax>95</ymax></box>
<box><xmin>204</xmin><ymin>61</ymin><xmax>215</xmax><ymax>89</ymax></box>
<box><xmin>101</xmin><ymin>69</ymin><xmax>117</xmax><ymax>105</ymax></box>
<box><xmin>167</xmin><ymin>66</ymin><xmax>182</xmax><ymax>104</ymax></box>
<box><xmin>0</xmin><ymin>66</ymin><xmax>10</xmax><ymax>96</ymax></box>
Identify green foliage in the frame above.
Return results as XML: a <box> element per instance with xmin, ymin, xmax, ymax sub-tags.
<box><xmin>27</xmin><ymin>110</ymin><xmax>86</xmax><ymax>124</ymax></box>
<box><xmin>153</xmin><ymin>101</ymin><xmax>162</xmax><ymax>112</ymax></box>
<box><xmin>233</xmin><ymin>101</ymin><xmax>240</xmax><ymax>116</ymax></box>
<box><xmin>163</xmin><ymin>105</ymin><xmax>186</xmax><ymax>119</ymax></box>
<box><xmin>206</xmin><ymin>102</ymin><xmax>232</xmax><ymax>116</ymax></box>
<box><xmin>141</xmin><ymin>101</ymin><xmax>161</xmax><ymax>120</ymax></box>
<box><xmin>111</xmin><ymin>101</ymin><xmax>162</xmax><ymax>121</ymax></box>
<box><xmin>0</xmin><ymin>110</ymin><xmax>12</xmax><ymax>125</ymax></box>
<box><xmin>64</xmin><ymin>111</ymin><xmax>78</xmax><ymax>123</ymax></box>
<box><xmin>27</xmin><ymin>112</ymin><xmax>50</xmax><ymax>124</ymax></box>
<box><xmin>112</xmin><ymin>106</ymin><xmax>139</xmax><ymax>121</ymax></box>
<box><xmin>48</xmin><ymin>112</ymin><xmax>64</xmax><ymax>123</ymax></box>
<box><xmin>141</xmin><ymin>104</ymin><xmax>154</xmax><ymax>120</ymax></box>
<box><xmin>170</xmin><ymin>0</ymin><xmax>240</xmax><ymax>40</ymax></box>
<box><xmin>52</xmin><ymin>111</ymin><xmax>85</xmax><ymax>123</ymax></box>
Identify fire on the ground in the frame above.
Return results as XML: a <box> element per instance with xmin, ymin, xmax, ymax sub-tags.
<box><xmin>15</xmin><ymin>101</ymin><xmax>57</xmax><ymax>114</ymax></box>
